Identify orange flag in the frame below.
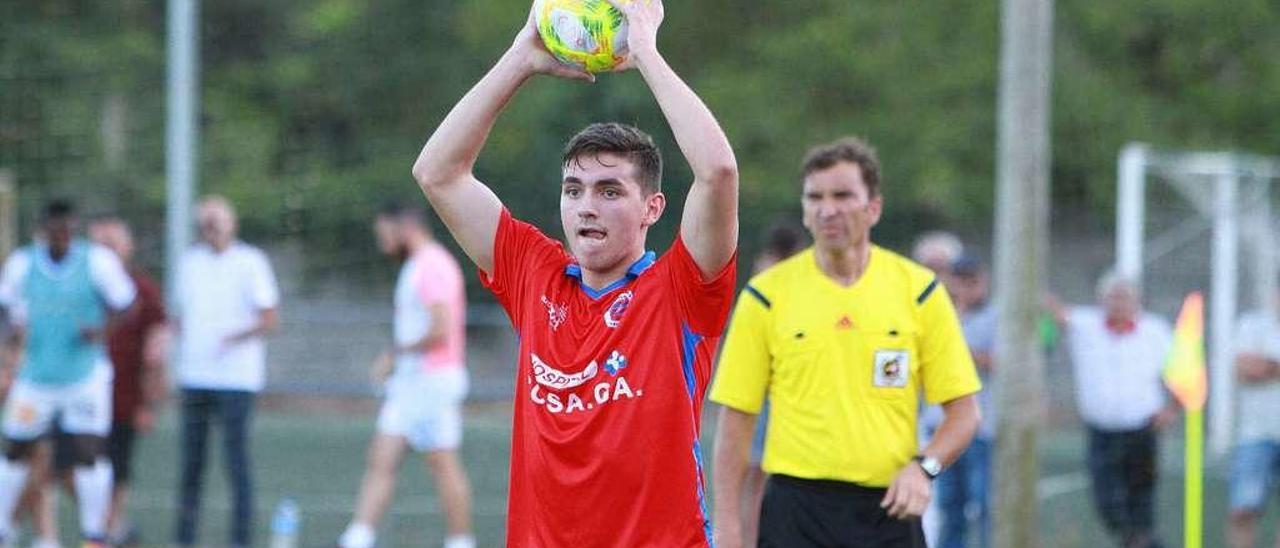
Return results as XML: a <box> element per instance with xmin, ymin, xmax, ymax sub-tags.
<box><xmin>1163</xmin><ymin>292</ymin><xmax>1207</xmax><ymax>411</ymax></box>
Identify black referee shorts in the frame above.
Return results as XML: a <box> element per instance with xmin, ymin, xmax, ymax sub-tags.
<box><xmin>759</xmin><ymin>474</ymin><xmax>927</xmax><ymax>548</ymax></box>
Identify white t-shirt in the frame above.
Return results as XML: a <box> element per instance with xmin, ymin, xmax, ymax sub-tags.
<box><xmin>1066</xmin><ymin>307</ymin><xmax>1173</xmax><ymax>431</ymax></box>
<box><xmin>175</xmin><ymin>242</ymin><xmax>279</xmax><ymax>392</ymax></box>
<box><xmin>1234</xmin><ymin>310</ymin><xmax>1280</xmax><ymax>443</ymax></box>
<box><xmin>0</xmin><ymin>242</ymin><xmax>136</xmax><ymax>324</ymax></box>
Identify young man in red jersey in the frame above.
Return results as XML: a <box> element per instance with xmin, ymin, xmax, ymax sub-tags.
<box><xmin>411</xmin><ymin>0</ymin><xmax>738</xmax><ymax>545</ymax></box>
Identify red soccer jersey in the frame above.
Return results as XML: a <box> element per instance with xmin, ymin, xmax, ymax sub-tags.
<box><xmin>481</xmin><ymin>209</ymin><xmax>736</xmax><ymax>547</ymax></box>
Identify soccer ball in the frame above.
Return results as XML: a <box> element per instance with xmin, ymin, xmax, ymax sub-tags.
<box><xmin>533</xmin><ymin>0</ymin><xmax>629</xmax><ymax>73</ymax></box>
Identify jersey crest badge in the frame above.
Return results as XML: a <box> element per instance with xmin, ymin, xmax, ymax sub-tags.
<box><xmin>873</xmin><ymin>349</ymin><xmax>909</xmax><ymax>388</ymax></box>
<box><xmin>604</xmin><ymin>291</ymin><xmax>633</xmax><ymax>328</ymax></box>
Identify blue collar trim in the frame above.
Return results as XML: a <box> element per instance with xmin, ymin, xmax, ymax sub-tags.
<box><xmin>565</xmin><ymin>251</ymin><xmax>656</xmax><ymax>300</ymax></box>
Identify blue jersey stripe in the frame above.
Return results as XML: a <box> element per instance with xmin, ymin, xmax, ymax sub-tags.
<box><xmin>694</xmin><ymin>440</ymin><xmax>714</xmax><ymax>547</ymax></box>
<box><xmin>680</xmin><ymin>323</ymin><xmax>702</xmax><ymax>399</ymax></box>
<box><xmin>681</xmin><ymin>323</ymin><xmax>713</xmax><ymax>546</ymax></box>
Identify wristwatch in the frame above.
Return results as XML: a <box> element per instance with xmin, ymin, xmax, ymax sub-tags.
<box><xmin>913</xmin><ymin>455</ymin><xmax>943</xmax><ymax>479</ymax></box>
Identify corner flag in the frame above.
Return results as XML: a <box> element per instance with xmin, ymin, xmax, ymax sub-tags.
<box><xmin>1163</xmin><ymin>292</ymin><xmax>1206</xmax><ymax>548</ymax></box>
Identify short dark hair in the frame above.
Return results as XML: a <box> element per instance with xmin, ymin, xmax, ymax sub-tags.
<box><xmin>563</xmin><ymin>123</ymin><xmax>663</xmax><ymax>194</ymax></box>
<box><xmin>763</xmin><ymin>221</ymin><xmax>806</xmax><ymax>260</ymax></box>
<box><xmin>42</xmin><ymin>199</ymin><xmax>76</xmax><ymax>222</ymax></box>
<box><xmin>377</xmin><ymin>201</ymin><xmax>428</xmax><ymax>228</ymax></box>
<box><xmin>950</xmin><ymin>254</ymin><xmax>985</xmax><ymax>278</ymax></box>
<box><xmin>800</xmin><ymin>137</ymin><xmax>882</xmax><ymax>197</ymax></box>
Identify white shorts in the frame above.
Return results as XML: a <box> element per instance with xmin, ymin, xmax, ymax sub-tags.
<box><xmin>376</xmin><ymin>367</ymin><xmax>468</xmax><ymax>452</ymax></box>
<box><xmin>3</xmin><ymin>363</ymin><xmax>113</xmax><ymax>440</ymax></box>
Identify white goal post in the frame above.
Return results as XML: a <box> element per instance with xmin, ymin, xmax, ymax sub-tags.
<box><xmin>1116</xmin><ymin>142</ymin><xmax>1280</xmax><ymax>456</ymax></box>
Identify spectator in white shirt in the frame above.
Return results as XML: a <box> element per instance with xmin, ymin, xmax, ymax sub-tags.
<box><xmin>1050</xmin><ymin>271</ymin><xmax>1176</xmax><ymax>548</ymax></box>
<box><xmin>173</xmin><ymin>196</ymin><xmax>279</xmax><ymax>548</ymax></box>
<box><xmin>1227</xmin><ymin>280</ymin><xmax>1280</xmax><ymax>548</ymax></box>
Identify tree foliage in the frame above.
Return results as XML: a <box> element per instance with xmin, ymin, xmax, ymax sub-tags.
<box><xmin>2</xmin><ymin>0</ymin><xmax>1277</xmax><ymax>278</ymax></box>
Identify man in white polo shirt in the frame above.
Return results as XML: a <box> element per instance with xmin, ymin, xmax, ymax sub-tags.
<box><xmin>173</xmin><ymin>196</ymin><xmax>279</xmax><ymax>548</ymax></box>
<box><xmin>338</xmin><ymin>204</ymin><xmax>474</xmax><ymax>548</ymax></box>
<box><xmin>1227</xmin><ymin>279</ymin><xmax>1280</xmax><ymax>548</ymax></box>
<box><xmin>1052</xmin><ymin>272</ymin><xmax>1175</xmax><ymax>548</ymax></box>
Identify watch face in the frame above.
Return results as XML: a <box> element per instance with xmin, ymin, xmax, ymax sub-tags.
<box><xmin>922</xmin><ymin>457</ymin><xmax>942</xmax><ymax>476</ymax></box>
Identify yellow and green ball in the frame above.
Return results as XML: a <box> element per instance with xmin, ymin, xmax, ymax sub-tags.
<box><xmin>534</xmin><ymin>0</ymin><xmax>629</xmax><ymax>73</ymax></box>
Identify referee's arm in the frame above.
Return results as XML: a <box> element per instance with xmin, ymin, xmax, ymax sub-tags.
<box><xmin>708</xmin><ymin>288</ymin><xmax>772</xmax><ymax>548</ymax></box>
<box><xmin>884</xmin><ymin>280</ymin><xmax>982</xmax><ymax>519</ymax></box>
<box><xmin>882</xmin><ymin>394</ymin><xmax>980</xmax><ymax>520</ymax></box>
<box><xmin>712</xmin><ymin>406</ymin><xmax>758</xmax><ymax>548</ymax></box>
<box><xmin>920</xmin><ymin>395</ymin><xmax>980</xmax><ymax>469</ymax></box>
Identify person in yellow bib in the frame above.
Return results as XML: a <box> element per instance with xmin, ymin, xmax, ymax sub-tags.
<box><xmin>710</xmin><ymin>137</ymin><xmax>982</xmax><ymax>548</ymax></box>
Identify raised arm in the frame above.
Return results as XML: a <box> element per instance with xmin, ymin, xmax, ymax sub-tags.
<box><xmin>411</xmin><ymin>5</ymin><xmax>593</xmax><ymax>274</ymax></box>
<box><xmin>608</xmin><ymin>0</ymin><xmax>738</xmax><ymax>278</ymax></box>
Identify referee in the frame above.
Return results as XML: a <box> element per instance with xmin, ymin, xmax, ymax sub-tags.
<box><xmin>710</xmin><ymin>137</ymin><xmax>982</xmax><ymax>548</ymax></box>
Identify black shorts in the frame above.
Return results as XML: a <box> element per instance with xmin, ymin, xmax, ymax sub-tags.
<box><xmin>107</xmin><ymin>421</ymin><xmax>137</xmax><ymax>484</ymax></box>
<box><xmin>52</xmin><ymin>421</ymin><xmax>136</xmax><ymax>483</ymax></box>
<box><xmin>51</xmin><ymin>425</ymin><xmax>77</xmax><ymax>471</ymax></box>
<box><xmin>759</xmin><ymin>474</ymin><xmax>927</xmax><ymax>548</ymax></box>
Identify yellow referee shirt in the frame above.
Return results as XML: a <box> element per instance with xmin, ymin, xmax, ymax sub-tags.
<box><xmin>710</xmin><ymin>246</ymin><xmax>981</xmax><ymax>487</ymax></box>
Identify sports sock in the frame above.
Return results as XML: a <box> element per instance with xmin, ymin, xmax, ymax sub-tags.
<box><xmin>72</xmin><ymin>459</ymin><xmax>112</xmax><ymax>540</ymax></box>
<box><xmin>338</xmin><ymin>522</ymin><xmax>376</xmax><ymax>548</ymax></box>
<box><xmin>443</xmin><ymin>534</ymin><xmax>475</xmax><ymax>548</ymax></box>
<box><xmin>0</xmin><ymin>459</ymin><xmax>30</xmax><ymax>539</ymax></box>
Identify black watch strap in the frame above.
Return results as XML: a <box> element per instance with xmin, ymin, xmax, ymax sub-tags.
<box><xmin>912</xmin><ymin>455</ymin><xmax>942</xmax><ymax>479</ymax></box>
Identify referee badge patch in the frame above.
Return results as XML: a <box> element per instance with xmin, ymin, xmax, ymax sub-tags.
<box><xmin>873</xmin><ymin>350</ymin><xmax>909</xmax><ymax>388</ymax></box>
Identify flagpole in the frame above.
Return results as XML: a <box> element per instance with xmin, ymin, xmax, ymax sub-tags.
<box><xmin>1163</xmin><ymin>292</ymin><xmax>1206</xmax><ymax>548</ymax></box>
<box><xmin>1185</xmin><ymin>408</ymin><xmax>1203</xmax><ymax>548</ymax></box>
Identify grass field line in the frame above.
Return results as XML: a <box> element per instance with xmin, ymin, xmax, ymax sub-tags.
<box><xmin>122</xmin><ymin>489</ymin><xmax>512</xmax><ymax>517</ymax></box>
<box><xmin>1037</xmin><ymin>471</ymin><xmax>1089</xmax><ymax>501</ymax></box>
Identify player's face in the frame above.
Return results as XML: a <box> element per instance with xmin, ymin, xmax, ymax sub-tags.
<box><xmin>373</xmin><ymin>216</ymin><xmax>404</xmax><ymax>258</ymax></box>
<box><xmin>802</xmin><ymin>162</ymin><xmax>882</xmax><ymax>253</ymax></box>
<box><xmin>560</xmin><ymin>153</ymin><xmax>664</xmax><ymax>275</ymax></box>
<box><xmin>43</xmin><ymin>217</ymin><xmax>75</xmax><ymax>257</ymax></box>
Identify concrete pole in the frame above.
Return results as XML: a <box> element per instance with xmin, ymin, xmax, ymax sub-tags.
<box><xmin>992</xmin><ymin>0</ymin><xmax>1054</xmax><ymax>545</ymax></box>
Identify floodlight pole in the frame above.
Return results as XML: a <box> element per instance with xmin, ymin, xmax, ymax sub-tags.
<box><xmin>992</xmin><ymin>0</ymin><xmax>1053</xmax><ymax>545</ymax></box>
<box><xmin>165</xmin><ymin>0</ymin><xmax>199</xmax><ymax>305</ymax></box>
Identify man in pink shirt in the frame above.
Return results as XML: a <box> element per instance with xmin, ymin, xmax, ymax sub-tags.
<box><xmin>338</xmin><ymin>204</ymin><xmax>473</xmax><ymax>548</ymax></box>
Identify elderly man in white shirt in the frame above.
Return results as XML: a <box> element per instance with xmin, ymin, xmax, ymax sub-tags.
<box><xmin>173</xmin><ymin>196</ymin><xmax>279</xmax><ymax>548</ymax></box>
<box><xmin>1052</xmin><ymin>272</ymin><xmax>1176</xmax><ymax>548</ymax></box>
<box><xmin>1227</xmin><ymin>280</ymin><xmax>1280</xmax><ymax>548</ymax></box>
